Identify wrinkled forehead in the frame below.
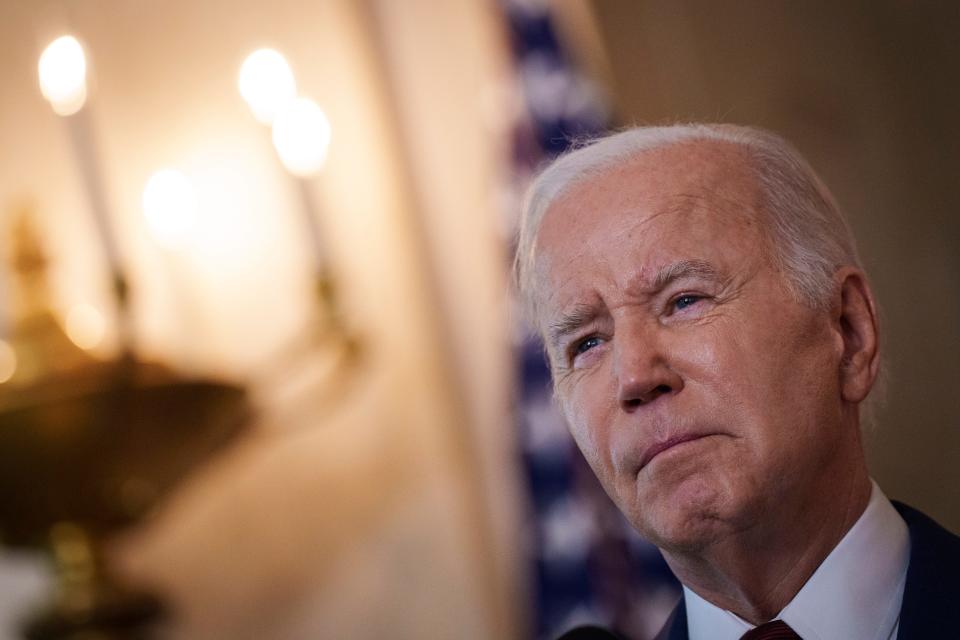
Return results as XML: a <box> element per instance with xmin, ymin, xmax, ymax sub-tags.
<box><xmin>528</xmin><ymin>141</ymin><xmax>769</xmax><ymax>323</ymax></box>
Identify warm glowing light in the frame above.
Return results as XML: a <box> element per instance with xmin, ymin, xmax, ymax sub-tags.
<box><xmin>65</xmin><ymin>304</ymin><xmax>105</xmax><ymax>350</ymax></box>
<box><xmin>238</xmin><ymin>49</ymin><xmax>297</xmax><ymax>125</ymax></box>
<box><xmin>38</xmin><ymin>35</ymin><xmax>88</xmax><ymax>116</ymax></box>
<box><xmin>272</xmin><ymin>98</ymin><xmax>332</xmax><ymax>177</ymax></box>
<box><xmin>142</xmin><ymin>169</ymin><xmax>198</xmax><ymax>249</ymax></box>
<box><xmin>0</xmin><ymin>341</ymin><xmax>16</xmax><ymax>384</ymax></box>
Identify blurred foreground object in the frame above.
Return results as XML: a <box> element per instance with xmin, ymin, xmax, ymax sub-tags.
<box><xmin>0</xmin><ymin>209</ymin><xmax>250</xmax><ymax>639</ymax></box>
<box><xmin>1</xmin><ymin>2</ymin><xmax>518</xmax><ymax>637</ymax></box>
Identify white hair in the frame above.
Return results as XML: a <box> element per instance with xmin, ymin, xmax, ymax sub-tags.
<box><xmin>515</xmin><ymin>123</ymin><xmax>863</xmax><ymax>319</ymax></box>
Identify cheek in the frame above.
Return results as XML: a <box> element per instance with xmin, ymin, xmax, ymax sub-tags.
<box><xmin>683</xmin><ymin>334</ymin><xmax>724</xmax><ymax>378</ymax></box>
<box><xmin>724</xmin><ymin>312</ymin><xmax>845</xmax><ymax>456</ymax></box>
<box><xmin>665</xmin><ymin>322</ymin><xmax>731</xmax><ymax>398</ymax></box>
<box><xmin>751</xmin><ymin>316</ymin><xmax>838</xmax><ymax>401</ymax></box>
<box><xmin>558</xmin><ymin>371</ymin><xmax>618</xmax><ymax>475</ymax></box>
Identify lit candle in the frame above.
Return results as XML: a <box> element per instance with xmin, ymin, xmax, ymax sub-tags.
<box><xmin>238</xmin><ymin>50</ymin><xmax>332</xmax><ymax>278</ymax></box>
<box><xmin>271</xmin><ymin>97</ymin><xmax>332</xmax><ymax>275</ymax></box>
<box><xmin>38</xmin><ymin>35</ymin><xmax>122</xmax><ymax>275</ymax></box>
<box><xmin>38</xmin><ymin>35</ymin><xmax>132</xmax><ymax>349</ymax></box>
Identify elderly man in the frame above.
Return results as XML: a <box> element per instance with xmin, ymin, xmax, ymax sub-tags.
<box><xmin>515</xmin><ymin>124</ymin><xmax>960</xmax><ymax>640</ymax></box>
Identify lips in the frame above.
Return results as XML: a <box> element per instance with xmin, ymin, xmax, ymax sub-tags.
<box><xmin>637</xmin><ymin>433</ymin><xmax>714</xmax><ymax>470</ymax></box>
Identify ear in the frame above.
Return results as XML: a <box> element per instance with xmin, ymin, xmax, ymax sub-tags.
<box><xmin>834</xmin><ymin>268</ymin><xmax>880</xmax><ymax>403</ymax></box>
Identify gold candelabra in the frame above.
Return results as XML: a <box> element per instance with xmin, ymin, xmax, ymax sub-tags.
<box><xmin>0</xmin><ymin>210</ymin><xmax>250</xmax><ymax>639</ymax></box>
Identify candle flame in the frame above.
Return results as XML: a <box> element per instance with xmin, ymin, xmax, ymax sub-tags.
<box><xmin>38</xmin><ymin>35</ymin><xmax>88</xmax><ymax>116</ymax></box>
<box><xmin>143</xmin><ymin>169</ymin><xmax>198</xmax><ymax>250</ymax></box>
<box><xmin>272</xmin><ymin>98</ymin><xmax>332</xmax><ymax>177</ymax></box>
<box><xmin>238</xmin><ymin>49</ymin><xmax>297</xmax><ymax>126</ymax></box>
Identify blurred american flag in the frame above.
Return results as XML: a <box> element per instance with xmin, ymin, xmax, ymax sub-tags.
<box><xmin>497</xmin><ymin>2</ymin><xmax>681</xmax><ymax>638</ymax></box>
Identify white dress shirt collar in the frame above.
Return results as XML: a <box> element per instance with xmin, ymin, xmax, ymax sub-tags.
<box><xmin>684</xmin><ymin>480</ymin><xmax>910</xmax><ymax>640</ymax></box>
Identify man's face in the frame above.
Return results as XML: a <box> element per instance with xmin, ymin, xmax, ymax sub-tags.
<box><xmin>532</xmin><ymin>142</ymin><xmax>851</xmax><ymax>553</ymax></box>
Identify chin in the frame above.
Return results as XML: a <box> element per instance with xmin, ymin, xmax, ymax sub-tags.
<box><xmin>625</xmin><ymin>470</ymin><xmax>734</xmax><ymax>552</ymax></box>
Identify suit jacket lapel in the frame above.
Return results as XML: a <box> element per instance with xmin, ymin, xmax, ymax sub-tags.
<box><xmin>653</xmin><ymin>596</ymin><xmax>688</xmax><ymax>640</ymax></box>
<box><xmin>893</xmin><ymin>501</ymin><xmax>960</xmax><ymax>638</ymax></box>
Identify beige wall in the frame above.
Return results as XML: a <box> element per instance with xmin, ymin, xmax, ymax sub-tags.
<box><xmin>588</xmin><ymin>0</ymin><xmax>960</xmax><ymax>530</ymax></box>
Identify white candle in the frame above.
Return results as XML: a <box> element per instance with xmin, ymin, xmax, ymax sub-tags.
<box><xmin>272</xmin><ymin>97</ymin><xmax>333</xmax><ymax>276</ymax></box>
<box><xmin>237</xmin><ymin>51</ymin><xmax>334</xmax><ymax>278</ymax></box>
<box><xmin>39</xmin><ymin>35</ymin><xmax>132</xmax><ymax>349</ymax></box>
<box><xmin>293</xmin><ymin>176</ymin><xmax>329</xmax><ymax>278</ymax></box>
<box><xmin>64</xmin><ymin>106</ymin><xmax>124</xmax><ymax>275</ymax></box>
<box><xmin>39</xmin><ymin>35</ymin><xmax>122</xmax><ymax>275</ymax></box>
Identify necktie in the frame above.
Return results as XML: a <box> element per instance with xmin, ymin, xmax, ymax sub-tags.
<box><xmin>739</xmin><ymin>620</ymin><xmax>801</xmax><ymax>640</ymax></box>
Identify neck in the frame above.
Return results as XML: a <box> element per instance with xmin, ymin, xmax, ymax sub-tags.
<box><xmin>662</xmin><ymin>452</ymin><xmax>872</xmax><ymax>625</ymax></box>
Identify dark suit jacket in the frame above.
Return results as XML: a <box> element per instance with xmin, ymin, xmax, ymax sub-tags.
<box><xmin>652</xmin><ymin>502</ymin><xmax>960</xmax><ymax>640</ymax></box>
<box><xmin>559</xmin><ymin>502</ymin><xmax>960</xmax><ymax>640</ymax></box>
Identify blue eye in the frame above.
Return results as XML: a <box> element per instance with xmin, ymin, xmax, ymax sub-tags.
<box><xmin>674</xmin><ymin>294</ymin><xmax>703</xmax><ymax>310</ymax></box>
<box><xmin>574</xmin><ymin>336</ymin><xmax>602</xmax><ymax>355</ymax></box>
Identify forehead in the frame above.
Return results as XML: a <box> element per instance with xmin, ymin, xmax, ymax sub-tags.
<box><xmin>532</xmin><ymin>141</ymin><xmax>767</xmax><ymax>314</ymax></box>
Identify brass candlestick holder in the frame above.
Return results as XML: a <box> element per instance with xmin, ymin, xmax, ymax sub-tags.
<box><xmin>0</xmin><ymin>211</ymin><xmax>250</xmax><ymax>639</ymax></box>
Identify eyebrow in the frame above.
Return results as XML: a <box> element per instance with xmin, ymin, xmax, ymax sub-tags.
<box><xmin>547</xmin><ymin>259</ymin><xmax>722</xmax><ymax>349</ymax></box>
<box><xmin>548</xmin><ymin>304</ymin><xmax>600</xmax><ymax>350</ymax></box>
<box><xmin>650</xmin><ymin>258</ymin><xmax>721</xmax><ymax>291</ymax></box>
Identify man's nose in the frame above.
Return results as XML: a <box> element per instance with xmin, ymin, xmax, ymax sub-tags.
<box><xmin>614</xmin><ymin>328</ymin><xmax>683</xmax><ymax>411</ymax></box>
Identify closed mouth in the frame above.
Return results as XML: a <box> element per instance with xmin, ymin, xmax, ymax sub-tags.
<box><xmin>638</xmin><ymin>433</ymin><xmax>714</xmax><ymax>470</ymax></box>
